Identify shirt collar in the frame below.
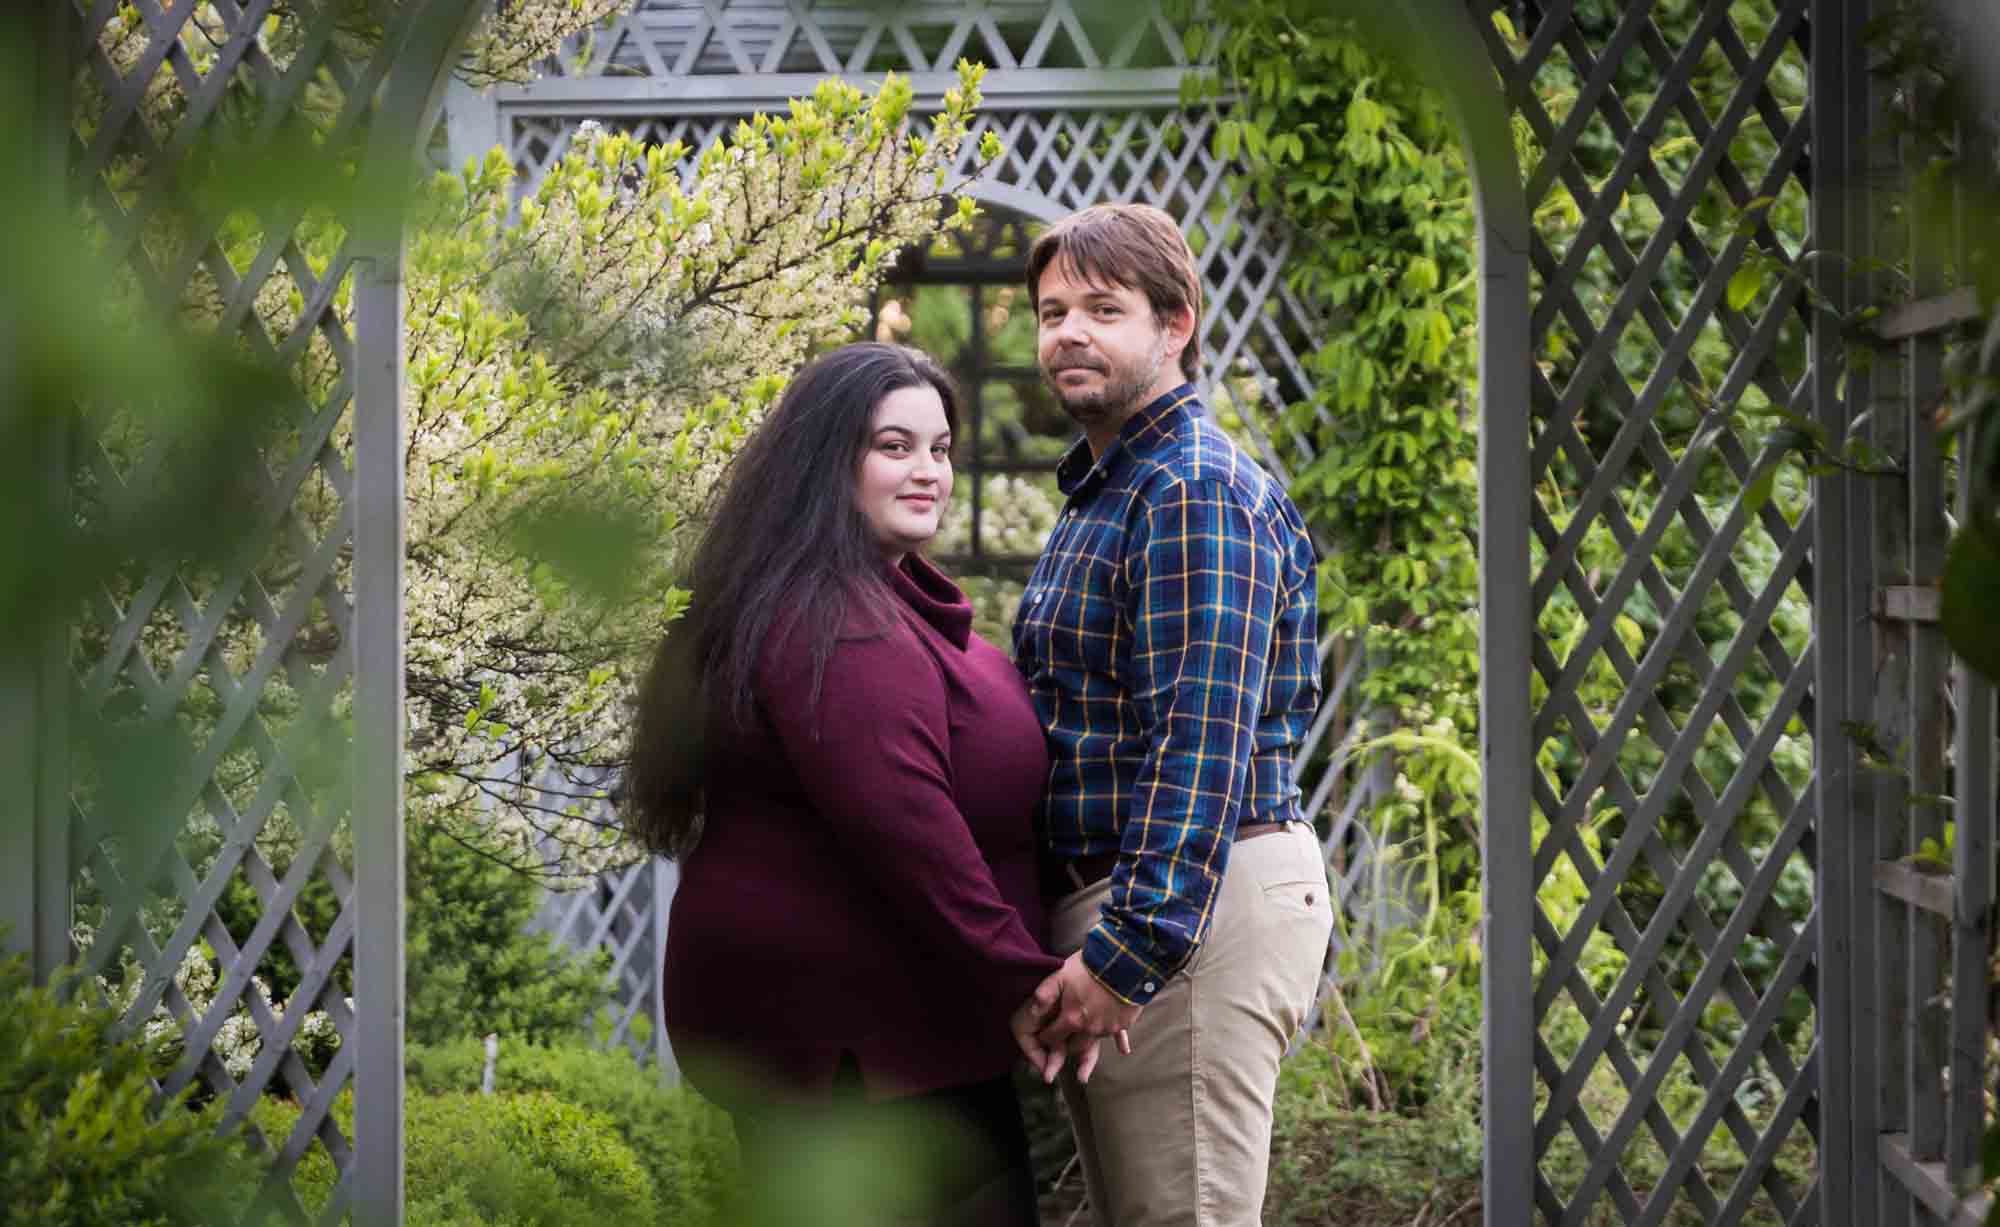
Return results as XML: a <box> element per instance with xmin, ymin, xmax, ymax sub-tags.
<box><xmin>888</xmin><ymin>553</ymin><xmax>973</xmax><ymax>650</ymax></box>
<box><xmin>1055</xmin><ymin>384</ymin><xmax>1202</xmax><ymax>497</ymax></box>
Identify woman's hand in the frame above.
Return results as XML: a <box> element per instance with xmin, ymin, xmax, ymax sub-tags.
<box><xmin>1010</xmin><ymin>984</ymin><xmax>1060</xmax><ymax>1078</ymax></box>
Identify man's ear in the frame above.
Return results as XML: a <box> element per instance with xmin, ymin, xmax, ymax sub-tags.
<box><xmin>1163</xmin><ymin>304</ymin><xmax>1197</xmax><ymax>364</ymax></box>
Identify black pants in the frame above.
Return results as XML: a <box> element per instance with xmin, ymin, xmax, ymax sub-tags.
<box><xmin>728</xmin><ymin>1058</ymin><xmax>1039</xmax><ymax>1227</ymax></box>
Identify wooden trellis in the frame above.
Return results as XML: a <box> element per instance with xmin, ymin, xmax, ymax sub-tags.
<box><xmin>5</xmin><ymin>1</ymin><xmax>481</xmax><ymax>1222</ymax></box>
<box><xmin>1468</xmin><ymin>0</ymin><xmax>1999</xmax><ymax>1222</ymax></box>
<box><xmin>1490</xmin><ymin>0</ymin><xmax>1823</xmax><ymax>1219</ymax></box>
<box><xmin>529</xmin><ymin>853</ymin><xmax>679</xmax><ymax>1071</ymax></box>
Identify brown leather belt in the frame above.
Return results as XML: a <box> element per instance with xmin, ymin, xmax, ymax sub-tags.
<box><xmin>1039</xmin><ymin>820</ymin><xmax>1295</xmax><ymax>899</ymax></box>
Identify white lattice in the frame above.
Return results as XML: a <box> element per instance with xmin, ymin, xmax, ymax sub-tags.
<box><xmin>531</xmin><ymin>855</ymin><xmax>677</xmax><ymax>1070</ymax></box>
<box><xmin>562</xmin><ymin>0</ymin><xmax>1191</xmax><ymax>80</ymax></box>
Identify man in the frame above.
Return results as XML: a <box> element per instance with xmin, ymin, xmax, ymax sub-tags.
<box><xmin>1007</xmin><ymin>201</ymin><xmax>1334</xmax><ymax>1227</ymax></box>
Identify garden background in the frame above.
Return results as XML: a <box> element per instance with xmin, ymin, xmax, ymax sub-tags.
<box><xmin>6</xmin><ymin>0</ymin><xmax>1996</xmax><ymax>1224</ymax></box>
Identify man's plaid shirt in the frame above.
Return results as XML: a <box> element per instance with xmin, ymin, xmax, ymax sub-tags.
<box><xmin>1012</xmin><ymin>385</ymin><xmax>1320</xmax><ymax>1006</ymax></box>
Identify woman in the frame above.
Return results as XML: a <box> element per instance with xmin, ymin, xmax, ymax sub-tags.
<box><xmin>623</xmin><ymin>343</ymin><xmax>1062</xmax><ymax>1227</ymax></box>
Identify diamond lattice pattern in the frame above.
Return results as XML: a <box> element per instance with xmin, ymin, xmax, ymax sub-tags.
<box><xmin>562</xmin><ymin>0</ymin><xmax>1190</xmax><ymax>79</ymax></box>
<box><xmin>531</xmin><ymin>853</ymin><xmax>676</xmax><ymax>1065</ymax></box>
<box><xmin>1483</xmin><ymin>1</ymin><xmax>1819</xmax><ymax>1222</ymax></box>
<box><xmin>66</xmin><ymin>0</ymin><xmax>402</xmax><ymax>1219</ymax></box>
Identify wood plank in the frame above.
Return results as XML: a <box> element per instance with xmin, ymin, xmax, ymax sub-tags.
<box><xmin>1873</xmin><ymin>287</ymin><xmax>1982</xmax><ymax>341</ymax></box>
<box><xmin>1872</xmin><ymin>584</ymin><xmax>1943</xmax><ymax>624</ymax></box>
<box><xmin>1873</xmin><ymin>860</ymin><xmax>1957</xmax><ymax>918</ymax></box>
<box><xmin>1879</xmin><ymin>1133</ymin><xmax>1991</xmax><ymax>1227</ymax></box>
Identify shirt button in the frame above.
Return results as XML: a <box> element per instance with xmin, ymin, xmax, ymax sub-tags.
<box><xmin>1031</xmin><ymin>592</ymin><xmax>1044</xmax><ymax>606</ymax></box>
<box><xmin>1066</xmin><ymin>509</ymin><xmax>1078</xmax><ymax>519</ymax></box>
<box><xmin>1143</xmin><ymin>981</ymin><xmax>1157</xmax><ymax>993</ymax></box>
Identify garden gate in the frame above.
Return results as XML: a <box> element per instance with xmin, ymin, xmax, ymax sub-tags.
<box><xmin>8</xmin><ymin>0</ymin><xmax>1998</xmax><ymax>1225</ymax></box>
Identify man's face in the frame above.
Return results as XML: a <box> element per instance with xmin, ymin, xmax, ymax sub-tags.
<box><xmin>1034</xmin><ymin>259</ymin><xmax>1184</xmax><ymax>434</ymax></box>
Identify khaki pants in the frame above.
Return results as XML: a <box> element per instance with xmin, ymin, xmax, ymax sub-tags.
<box><xmin>1049</xmin><ymin>823</ymin><xmax>1334</xmax><ymax>1227</ymax></box>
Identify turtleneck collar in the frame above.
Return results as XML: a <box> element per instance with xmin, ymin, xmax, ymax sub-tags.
<box><xmin>887</xmin><ymin>553</ymin><xmax>973</xmax><ymax>650</ymax></box>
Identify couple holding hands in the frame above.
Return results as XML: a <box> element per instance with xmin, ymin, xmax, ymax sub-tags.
<box><xmin>624</xmin><ymin>203</ymin><xmax>1334</xmax><ymax>1227</ymax></box>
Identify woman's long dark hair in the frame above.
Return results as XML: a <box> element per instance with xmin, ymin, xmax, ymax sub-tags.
<box><xmin>621</xmin><ymin>342</ymin><xmax>961</xmax><ymax>858</ymax></box>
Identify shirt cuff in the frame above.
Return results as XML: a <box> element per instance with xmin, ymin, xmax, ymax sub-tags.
<box><xmin>1081</xmin><ymin>920</ymin><xmax>1177</xmax><ymax>1006</ymax></box>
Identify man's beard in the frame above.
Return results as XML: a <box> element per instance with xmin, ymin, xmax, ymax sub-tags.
<box><xmin>1043</xmin><ymin>335</ymin><xmax>1170</xmax><ymax>430</ymax></box>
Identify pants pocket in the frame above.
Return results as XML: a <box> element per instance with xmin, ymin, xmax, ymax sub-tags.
<box><xmin>1251</xmin><ymin>845</ymin><xmax>1335</xmax><ymax>1034</ymax></box>
<box><xmin>1259</xmin><ymin>875</ymin><xmax>1327</xmax><ymax>917</ymax></box>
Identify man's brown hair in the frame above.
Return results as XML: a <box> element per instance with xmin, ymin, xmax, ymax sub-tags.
<box><xmin>1027</xmin><ymin>203</ymin><xmax>1204</xmax><ymax>382</ymax></box>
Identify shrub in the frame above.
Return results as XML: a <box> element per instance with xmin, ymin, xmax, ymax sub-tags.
<box><xmin>0</xmin><ymin>954</ymin><xmax>260</xmax><ymax>1227</ymax></box>
<box><xmin>258</xmin><ymin>1086</ymin><xmax>656</xmax><ymax>1227</ymax></box>
<box><xmin>246</xmin><ymin>1092</ymin><xmax>343</xmax><ymax>1218</ymax></box>
<box><xmin>406</xmin><ymin>820</ymin><xmax>613</xmax><ymax>1047</ymax></box>
<box><xmin>407</xmin><ymin>1036</ymin><xmax>736</xmax><ymax>1224</ymax></box>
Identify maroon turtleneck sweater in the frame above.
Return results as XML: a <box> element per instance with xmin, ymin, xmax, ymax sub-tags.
<box><xmin>663</xmin><ymin>555</ymin><xmax>1058</xmax><ymax>1105</ymax></box>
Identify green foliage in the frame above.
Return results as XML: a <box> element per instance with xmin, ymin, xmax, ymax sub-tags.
<box><xmin>406</xmin><ymin>821</ymin><xmax>613</xmax><ymax>1047</ymax></box>
<box><xmin>1262</xmin><ymin>1041</ymin><xmax>1481</xmax><ymax>1225</ymax></box>
<box><xmin>406</xmin><ymin>1036</ymin><xmax>736</xmax><ymax>1224</ymax></box>
<box><xmin>258</xmin><ymin>1087</ymin><xmax>657</xmax><ymax>1227</ymax></box>
<box><xmin>1319</xmin><ymin>886</ymin><xmax>1484</xmax><ymax>1112</ymax></box>
<box><xmin>0</xmin><ymin>954</ymin><xmax>260</xmax><ymax>1227</ymax></box>
<box><xmin>1187</xmin><ymin>0</ymin><xmax>1483</xmax><ymax>748</ymax></box>
<box><xmin>1180</xmin><ymin>6</ymin><xmax>1489</xmax><ymax>1122</ymax></box>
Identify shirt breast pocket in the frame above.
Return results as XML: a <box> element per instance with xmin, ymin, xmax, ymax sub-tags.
<box><xmin>1045</xmin><ymin>551</ymin><xmax>1124</xmax><ymax>678</ymax></box>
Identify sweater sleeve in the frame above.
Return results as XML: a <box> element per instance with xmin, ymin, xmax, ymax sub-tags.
<box><xmin>758</xmin><ymin>623</ymin><xmax>1059</xmax><ymax>1021</ymax></box>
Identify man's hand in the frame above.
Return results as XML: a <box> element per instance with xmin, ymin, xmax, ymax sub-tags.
<box><xmin>1030</xmin><ymin>952</ymin><xmax>1143</xmax><ymax>1082</ymax></box>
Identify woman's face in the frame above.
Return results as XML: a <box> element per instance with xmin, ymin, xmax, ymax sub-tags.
<box><xmin>857</xmin><ymin>383</ymin><xmax>953</xmax><ymax>562</ymax></box>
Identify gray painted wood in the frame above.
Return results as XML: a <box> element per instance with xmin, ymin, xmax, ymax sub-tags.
<box><xmin>1809</xmin><ymin>3</ymin><xmax>1865</xmax><ymax>1222</ymax></box>
<box><xmin>42</xmin><ymin>2</ymin><xmax>475</xmax><ymax>1223</ymax></box>
<box><xmin>353</xmin><ymin>10</ymin><xmax>486</xmax><ymax>1224</ymax></box>
<box><xmin>1486</xmin><ymin>0</ymin><xmax>1826</xmax><ymax>1218</ymax></box>
<box><xmin>30</xmin><ymin>1</ymin><xmax>75</xmax><ymax>989</ymax></box>
<box><xmin>1400</xmin><ymin>1</ymin><xmax>1536</xmax><ymax>1222</ymax></box>
<box><xmin>1902</xmin><ymin>107</ymin><xmax>1950</xmax><ymax>1176</ymax></box>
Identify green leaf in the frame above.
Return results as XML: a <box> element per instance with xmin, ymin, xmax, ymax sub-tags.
<box><xmin>1944</xmin><ymin>524</ymin><xmax>2000</xmax><ymax>685</ymax></box>
<box><xmin>1216</xmin><ymin>120</ymin><xmax>1241</xmax><ymax>160</ymax></box>
<box><xmin>1742</xmin><ymin>464</ymin><xmax>1779</xmax><ymax>514</ymax></box>
<box><xmin>1726</xmin><ymin>262</ymin><xmax>1762</xmax><ymax>312</ymax></box>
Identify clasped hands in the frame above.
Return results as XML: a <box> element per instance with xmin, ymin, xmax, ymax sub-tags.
<box><xmin>1010</xmin><ymin>951</ymin><xmax>1143</xmax><ymax>1084</ymax></box>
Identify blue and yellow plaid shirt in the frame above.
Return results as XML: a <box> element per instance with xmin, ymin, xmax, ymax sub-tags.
<box><xmin>1012</xmin><ymin>385</ymin><xmax>1320</xmax><ymax>1005</ymax></box>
